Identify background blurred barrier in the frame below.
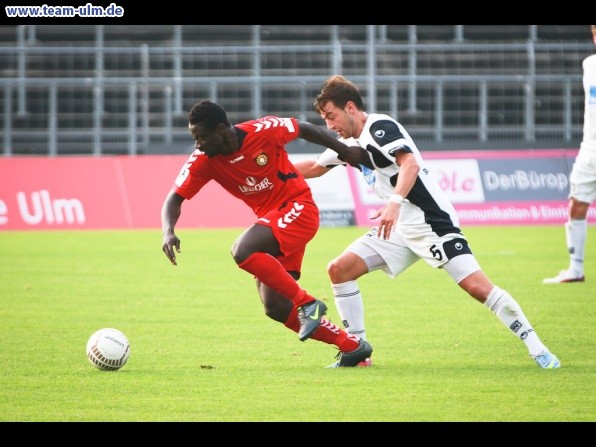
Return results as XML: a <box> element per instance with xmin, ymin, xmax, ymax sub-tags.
<box><xmin>0</xmin><ymin>25</ymin><xmax>593</xmax><ymax>156</ymax></box>
<box><xmin>1</xmin><ymin>149</ymin><xmax>594</xmax><ymax>231</ymax></box>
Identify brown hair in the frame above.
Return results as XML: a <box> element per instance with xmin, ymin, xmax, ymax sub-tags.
<box><xmin>313</xmin><ymin>75</ymin><xmax>365</xmax><ymax>114</ymax></box>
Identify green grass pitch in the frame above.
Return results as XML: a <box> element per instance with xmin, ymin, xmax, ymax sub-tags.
<box><xmin>0</xmin><ymin>225</ymin><xmax>594</xmax><ymax>422</ymax></box>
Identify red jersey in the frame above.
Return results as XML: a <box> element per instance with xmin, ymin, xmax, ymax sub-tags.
<box><xmin>172</xmin><ymin>116</ymin><xmax>314</xmax><ymax>217</ymax></box>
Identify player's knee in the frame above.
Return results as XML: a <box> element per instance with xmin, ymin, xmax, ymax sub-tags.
<box><xmin>327</xmin><ymin>258</ymin><xmax>348</xmax><ymax>282</ymax></box>
<box><xmin>465</xmin><ymin>283</ymin><xmax>489</xmax><ymax>303</ymax></box>
<box><xmin>231</xmin><ymin>243</ymin><xmax>252</xmax><ymax>265</ymax></box>
<box><xmin>569</xmin><ymin>199</ymin><xmax>590</xmax><ymax>219</ymax></box>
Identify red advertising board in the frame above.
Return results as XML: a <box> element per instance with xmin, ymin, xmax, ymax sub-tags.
<box><xmin>0</xmin><ymin>155</ymin><xmax>255</xmax><ymax>230</ymax></box>
<box><xmin>1</xmin><ymin>149</ymin><xmax>594</xmax><ymax>231</ymax></box>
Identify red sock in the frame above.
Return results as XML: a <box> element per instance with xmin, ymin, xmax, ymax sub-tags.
<box><xmin>284</xmin><ymin>307</ymin><xmax>300</xmax><ymax>332</ymax></box>
<box><xmin>311</xmin><ymin>319</ymin><xmax>360</xmax><ymax>352</ymax></box>
<box><xmin>238</xmin><ymin>252</ymin><xmax>314</xmax><ymax>307</ymax></box>
<box><xmin>285</xmin><ymin>308</ymin><xmax>359</xmax><ymax>352</ymax></box>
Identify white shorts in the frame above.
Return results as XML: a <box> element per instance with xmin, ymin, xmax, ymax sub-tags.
<box><xmin>569</xmin><ymin>151</ymin><xmax>596</xmax><ymax>204</ymax></box>
<box><xmin>348</xmin><ymin>226</ymin><xmax>481</xmax><ymax>284</ymax></box>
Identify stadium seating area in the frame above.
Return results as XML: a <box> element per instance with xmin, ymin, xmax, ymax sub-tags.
<box><xmin>0</xmin><ymin>25</ymin><xmax>592</xmax><ymax>155</ymax></box>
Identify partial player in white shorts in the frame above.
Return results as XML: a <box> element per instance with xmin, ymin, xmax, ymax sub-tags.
<box><xmin>347</xmin><ymin>226</ymin><xmax>482</xmax><ymax>284</ymax></box>
<box><xmin>569</xmin><ymin>152</ymin><xmax>596</xmax><ymax>204</ymax></box>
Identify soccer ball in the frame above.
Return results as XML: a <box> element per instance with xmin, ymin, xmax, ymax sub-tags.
<box><xmin>86</xmin><ymin>328</ymin><xmax>130</xmax><ymax>371</ymax></box>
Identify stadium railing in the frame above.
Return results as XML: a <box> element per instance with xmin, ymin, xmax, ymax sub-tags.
<box><xmin>0</xmin><ymin>25</ymin><xmax>592</xmax><ymax>156</ymax></box>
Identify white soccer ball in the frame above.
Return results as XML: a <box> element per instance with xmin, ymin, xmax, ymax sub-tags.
<box><xmin>86</xmin><ymin>328</ymin><xmax>130</xmax><ymax>371</ymax></box>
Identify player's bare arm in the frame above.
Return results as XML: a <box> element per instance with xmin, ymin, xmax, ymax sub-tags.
<box><xmin>161</xmin><ymin>190</ymin><xmax>184</xmax><ymax>266</ymax></box>
<box><xmin>297</xmin><ymin>120</ymin><xmax>341</xmax><ymax>148</ymax></box>
<box><xmin>293</xmin><ymin>159</ymin><xmax>331</xmax><ymax>179</ymax></box>
<box><xmin>372</xmin><ymin>151</ymin><xmax>420</xmax><ymax>240</ymax></box>
<box><xmin>297</xmin><ymin>121</ymin><xmax>362</xmax><ymax>166</ymax></box>
<box><xmin>297</xmin><ymin>121</ymin><xmax>370</xmax><ymax>169</ymax></box>
<box><xmin>336</xmin><ymin>145</ymin><xmax>372</xmax><ymax>169</ymax></box>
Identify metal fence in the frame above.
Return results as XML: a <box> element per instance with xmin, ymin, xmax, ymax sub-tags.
<box><xmin>0</xmin><ymin>25</ymin><xmax>593</xmax><ymax>156</ymax></box>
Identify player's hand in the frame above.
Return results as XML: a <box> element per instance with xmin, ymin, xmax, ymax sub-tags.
<box><xmin>162</xmin><ymin>232</ymin><xmax>181</xmax><ymax>266</ymax></box>
<box><xmin>370</xmin><ymin>202</ymin><xmax>400</xmax><ymax>240</ymax></box>
<box><xmin>342</xmin><ymin>146</ymin><xmax>374</xmax><ymax>170</ymax></box>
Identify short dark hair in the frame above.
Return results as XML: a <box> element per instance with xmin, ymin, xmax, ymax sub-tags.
<box><xmin>314</xmin><ymin>75</ymin><xmax>365</xmax><ymax>113</ymax></box>
<box><xmin>188</xmin><ymin>100</ymin><xmax>231</xmax><ymax>131</ymax></box>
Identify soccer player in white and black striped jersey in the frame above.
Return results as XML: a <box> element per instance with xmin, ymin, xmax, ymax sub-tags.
<box><xmin>295</xmin><ymin>75</ymin><xmax>560</xmax><ymax>369</ymax></box>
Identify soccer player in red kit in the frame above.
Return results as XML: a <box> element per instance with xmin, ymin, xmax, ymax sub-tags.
<box><xmin>161</xmin><ymin>99</ymin><xmax>372</xmax><ymax>367</ymax></box>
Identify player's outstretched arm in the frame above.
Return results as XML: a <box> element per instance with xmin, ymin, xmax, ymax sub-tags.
<box><xmin>297</xmin><ymin>120</ymin><xmax>348</xmax><ymax>153</ymax></box>
<box><xmin>297</xmin><ymin>121</ymin><xmax>368</xmax><ymax>168</ymax></box>
<box><xmin>161</xmin><ymin>191</ymin><xmax>184</xmax><ymax>266</ymax></box>
<box><xmin>293</xmin><ymin>159</ymin><xmax>331</xmax><ymax>179</ymax></box>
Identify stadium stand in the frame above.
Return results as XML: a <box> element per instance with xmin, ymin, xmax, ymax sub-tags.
<box><xmin>0</xmin><ymin>25</ymin><xmax>592</xmax><ymax>156</ymax></box>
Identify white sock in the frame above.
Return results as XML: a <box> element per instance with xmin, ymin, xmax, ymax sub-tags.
<box><xmin>331</xmin><ymin>281</ymin><xmax>367</xmax><ymax>341</ymax></box>
<box><xmin>484</xmin><ymin>286</ymin><xmax>548</xmax><ymax>357</ymax></box>
<box><xmin>566</xmin><ymin>218</ymin><xmax>587</xmax><ymax>276</ymax></box>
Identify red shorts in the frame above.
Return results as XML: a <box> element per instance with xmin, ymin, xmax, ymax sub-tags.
<box><xmin>256</xmin><ymin>199</ymin><xmax>320</xmax><ymax>273</ymax></box>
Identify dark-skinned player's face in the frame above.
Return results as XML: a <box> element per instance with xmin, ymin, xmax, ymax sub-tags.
<box><xmin>188</xmin><ymin>123</ymin><xmax>223</xmax><ymax>158</ymax></box>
